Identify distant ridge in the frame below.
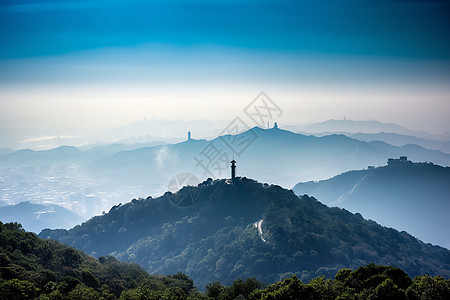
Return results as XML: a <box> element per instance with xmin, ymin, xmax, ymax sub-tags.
<box><xmin>351</xmin><ymin>132</ymin><xmax>450</xmax><ymax>154</ymax></box>
<box><xmin>84</xmin><ymin>126</ymin><xmax>450</xmax><ymax>189</ymax></box>
<box><xmin>0</xmin><ymin>201</ymin><xmax>85</xmax><ymax>233</ymax></box>
<box><xmin>301</xmin><ymin>119</ymin><xmax>438</xmax><ymax>140</ymax></box>
<box><xmin>293</xmin><ymin>161</ymin><xmax>450</xmax><ymax>249</ymax></box>
<box><xmin>2</xmin><ymin>126</ymin><xmax>450</xmax><ymax>218</ymax></box>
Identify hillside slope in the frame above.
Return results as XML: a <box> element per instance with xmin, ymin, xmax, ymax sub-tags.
<box><xmin>40</xmin><ymin>177</ymin><xmax>450</xmax><ymax>289</ymax></box>
<box><xmin>0</xmin><ymin>222</ymin><xmax>198</xmax><ymax>299</ymax></box>
<box><xmin>293</xmin><ymin>162</ymin><xmax>450</xmax><ymax>249</ymax></box>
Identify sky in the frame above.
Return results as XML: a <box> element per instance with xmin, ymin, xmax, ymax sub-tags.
<box><xmin>0</xmin><ymin>0</ymin><xmax>449</xmax><ymax>148</ymax></box>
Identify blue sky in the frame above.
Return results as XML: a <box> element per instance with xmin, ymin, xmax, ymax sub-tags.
<box><xmin>1</xmin><ymin>0</ymin><xmax>449</xmax><ymax>58</ymax></box>
<box><xmin>0</xmin><ymin>0</ymin><xmax>449</xmax><ymax>146</ymax></box>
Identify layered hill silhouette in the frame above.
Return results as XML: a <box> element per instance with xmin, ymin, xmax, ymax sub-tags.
<box><xmin>293</xmin><ymin>161</ymin><xmax>450</xmax><ymax>249</ymax></box>
<box><xmin>300</xmin><ymin>119</ymin><xmax>438</xmax><ymax>140</ymax></box>
<box><xmin>40</xmin><ymin>177</ymin><xmax>450</xmax><ymax>289</ymax></box>
<box><xmin>86</xmin><ymin>126</ymin><xmax>450</xmax><ymax>191</ymax></box>
<box><xmin>2</xmin><ymin>126</ymin><xmax>450</xmax><ymax>219</ymax></box>
<box><xmin>350</xmin><ymin>132</ymin><xmax>450</xmax><ymax>154</ymax></box>
<box><xmin>0</xmin><ymin>201</ymin><xmax>85</xmax><ymax>233</ymax></box>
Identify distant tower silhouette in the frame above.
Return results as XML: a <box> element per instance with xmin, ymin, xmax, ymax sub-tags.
<box><xmin>187</xmin><ymin>131</ymin><xmax>191</xmax><ymax>141</ymax></box>
<box><xmin>230</xmin><ymin>159</ymin><xmax>236</xmax><ymax>180</ymax></box>
<box><xmin>274</xmin><ymin>122</ymin><xmax>278</xmax><ymax>129</ymax></box>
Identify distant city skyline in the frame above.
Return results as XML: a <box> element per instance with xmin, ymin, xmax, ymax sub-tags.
<box><xmin>1</xmin><ymin>0</ymin><xmax>449</xmax><ymax>146</ymax></box>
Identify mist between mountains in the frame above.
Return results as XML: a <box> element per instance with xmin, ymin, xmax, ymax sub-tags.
<box><xmin>166</xmin><ymin>92</ymin><xmax>283</xmax><ymax>207</ymax></box>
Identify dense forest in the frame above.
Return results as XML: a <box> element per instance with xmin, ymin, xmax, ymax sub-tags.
<box><xmin>0</xmin><ymin>222</ymin><xmax>200</xmax><ymax>299</ymax></box>
<box><xmin>1</xmin><ymin>222</ymin><xmax>449</xmax><ymax>299</ymax></box>
<box><xmin>40</xmin><ymin>178</ymin><xmax>450</xmax><ymax>288</ymax></box>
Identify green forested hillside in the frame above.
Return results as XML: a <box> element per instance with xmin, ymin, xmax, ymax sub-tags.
<box><xmin>0</xmin><ymin>222</ymin><xmax>200</xmax><ymax>299</ymax></box>
<box><xmin>40</xmin><ymin>178</ymin><xmax>450</xmax><ymax>289</ymax></box>
<box><xmin>1</xmin><ymin>222</ymin><xmax>449</xmax><ymax>299</ymax></box>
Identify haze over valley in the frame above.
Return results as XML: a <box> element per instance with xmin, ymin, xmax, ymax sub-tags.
<box><xmin>1</xmin><ymin>0</ymin><xmax>449</xmax><ymax>298</ymax></box>
<box><xmin>2</xmin><ymin>120</ymin><xmax>450</xmax><ymax>223</ymax></box>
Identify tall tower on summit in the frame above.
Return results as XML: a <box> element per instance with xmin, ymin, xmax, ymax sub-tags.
<box><xmin>230</xmin><ymin>159</ymin><xmax>236</xmax><ymax>180</ymax></box>
<box><xmin>187</xmin><ymin>131</ymin><xmax>191</xmax><ymax>141</ymax></box>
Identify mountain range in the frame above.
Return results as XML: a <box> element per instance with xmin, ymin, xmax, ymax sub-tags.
<box><xmin>303</xmin><ymin>131</ymin><xmax>450</xmax><ymax>154</ymax></box>
<box><xmin>350</xmin><ymin>132</ymin><xmax>450</xmax><ymax>154</ymax></box>
<box><xmin>39</xmin><ymin>177</ymin><xmax>450</xmax><ymax>289</ymax></box>
<box><xmin>84</xmin><ymin>126</ymin><xmax>450</xmax><ymax>187</ymax></box>
<box><xmin>299</xmin><ymin>119</ymin><xmax>443</xmax><ymax>140</ymax></box>
<box><xmin>293</xmin><ymin>161</ymin><xmax>450</xmax><ymax>249</ymax></box>
<box><xmin>2</xmin><ymin>125</ymin><xmax>450</xmax><ymax>221</ymax></box>
<box><xmin>297</xmin><ymin>119</ymin><xmax>450</xmax><ymax>153</ymax></box>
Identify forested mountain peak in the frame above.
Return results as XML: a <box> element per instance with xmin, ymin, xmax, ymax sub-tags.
<box><xmin>40</xmin><ymin>177</ymin><xmax>450</xmax><ymax>288</ymax></box>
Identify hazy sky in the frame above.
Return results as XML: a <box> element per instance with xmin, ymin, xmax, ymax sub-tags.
<box><xmin>1</xmin><ymin>0</ymin><xmax>449</xmax><ymax>146</ymax></box>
